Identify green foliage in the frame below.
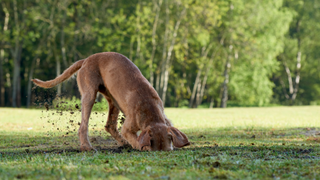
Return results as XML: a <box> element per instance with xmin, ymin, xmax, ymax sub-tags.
<box><xmin>53</xmin><ymin>96</ymin><xmax>109</xmax><ymax>112</ymax></box>
<box><xmin>230</xmin><ymin>63</ymin><xmax>275</xmax><ymax>106</ymax></box>
<box><xmin>0</xmin><ymin>0</ymin><xmax>319</xmax><ymax>107</ymax></box>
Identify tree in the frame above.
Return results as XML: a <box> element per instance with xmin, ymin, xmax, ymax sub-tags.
<box><xmin>275</xmin><ymin>0</ymin><xmax>320</xmax><ymax>105</ymax></box>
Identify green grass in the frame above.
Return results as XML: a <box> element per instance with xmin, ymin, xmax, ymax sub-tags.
<box><xmin>1</xmin><ymin>106</ymin><xmax>320</xmax><ymax>179</ymax></box>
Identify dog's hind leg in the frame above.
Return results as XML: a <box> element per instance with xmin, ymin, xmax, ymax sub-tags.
<box><xmin>104</xmin><ymin>96</ymin><xmax>128</xmax><ymax>146</ymax></box>
<box><xmin>77</xmin><ymin>72</ymin><xmax>98</xmax><ymax>151</ymax></box>
<box><xmin>78</xmin><ymin>92</ymin><xmax>97</xmax><ymax>151</ymax></box>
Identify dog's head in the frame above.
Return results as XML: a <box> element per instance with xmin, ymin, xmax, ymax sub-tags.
<box><xmin>137</xmin><ymin>124</ymin><xmax>190</xmax><ymax>151</ymax></box>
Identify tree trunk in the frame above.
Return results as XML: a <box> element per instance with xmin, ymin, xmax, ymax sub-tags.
<box><xmin>0</xmin><ymin>4</ymin><xmax>9</xmax><ymax>107</ymax></box>
<box><xmin>189</xmin><ymin>68</ymin><xmax>202</xmax><ymax>108</ymax></box>
<box><xmin>149</xmin><ymin>0</ymin><xmax>163</xmax><ymax>86</ymax></box>
<box><xmin>158</xmin><ymin>0</ymin><xmax>169</xmax><ymax>96</ymax></box>
<box><xmin>60</xmin><ymin>8</ymin><xmax>68</xmax><ymax>68</ymax></box>
<box><xmin>220</xmin><ymin>62</ymin><xmax>230</xmax><ymax>108</ymax></box>
<box><xmin>155</xmin><ymin>69</ymin><xmax>160</xmax><ymax>93</ymax></box>
<box><xmin>54</xmin><ymin>46</ymin><xmax>62</xmax><ymax>96</ymax></box>
<box><xmin>279</xmin><ymin>78</ymin><xmax>290</xmax><ymax>99</ymax></box>
<box><xmin>220</xmin><ymin>45</ymin><xmax>233</xmax><ymax>108</ymax></box>
<box><xmin>283</xmin><ymin>61</ymin><xmax>293</xmax><ymax>95</ymax></box>
<box><xmin>291</xmin><ymin>50</ymin><xmax>301</xmax><ymax>102</ymax></box>
<box><xmin>196</xmin><ymin>47</ymin><xmax>218</xmax><ymax>107</ymax></box>
<box><xmin>12</xmin><ymin>46</ymin><xmax>22</xmax><ymax>107</ymax></box>
<box><xmin>161</xmin><ymin>6</ymin><xmax>186</xmax><ymax>105</ymax></box>
<box><xmin>135</xmin><ymin>0</ymin><xmax>143</xmax><ymax>63</ymax></box>
<box><xmin>290</xmin><ymin>20</ymin><xmax>302</xmax><ymax>104</ymax></box>
<box><xmin>189</xmin><ymin>44</ymin><xmax>213</xmax><ymax>108</ymax></box>
<box><xmin>72</xmin><ymin>1</ymin><xmax>79</xmax><ymax>63</ymax></box>
<box><xmin>11</xmin><ymin>0</ymin><xmax>22</xmax><ymax>107</ymax></box>
<box><xmin>209</xmin><ymin>97</ymin><xmax>214</xmax><ymax>108</ymax></box>
<box><xmin>6</xmin><ymin>72</ymin><xmax>12</xmax><ymax>106</ymax></box>
<box><xmin>194</xmin><ymin>80</ymin><xmax>202</xmax><ymax>107</ymax></box>
<box><xmin>0</xmin><ymin>50</ymin><xmax>4</xmax><ymax>107</ymax></box>
<box><xmin>189</xmin><ymin>46</ymin><xmax>206</xmax><ymax>108</ymax></box>
<box><xmin>281</xmin><ymin>19</ymin><xmax>302</xmax><ymax>105</ymax></box>
<box><xmin>26</xmin><ymin>57</ymin><xmax>38</xmax><ymax>108</ymax></box>
<box><xmin>220</xmin><ymin>2</ymin><xmax>234</xmax><ymax>108</ymax></box>
<box><xmin>196</xmin><ymin>70</ymin><xmax>208</xmax><ymax>107</ymax></box>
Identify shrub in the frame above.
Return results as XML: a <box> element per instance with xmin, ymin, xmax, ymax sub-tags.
<box><xmin>52</xmin><ymin>96</ymin><xmax>109</xmax><ymax>112</ymax></box>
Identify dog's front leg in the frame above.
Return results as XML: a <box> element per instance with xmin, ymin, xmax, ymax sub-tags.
<box><xmin>121</xmin><ymin>121</ymin><xmax>140</xmax><ymax>150</ymax></box>
<box><xmin>78</xmin><ymin>92</ymin><xmax>96</xmax><ymax>151</ymax></box>
<box><xmin>104</xmin><ymin>99</ymin><xmax>128</xmax><ymax>146</ymax></box>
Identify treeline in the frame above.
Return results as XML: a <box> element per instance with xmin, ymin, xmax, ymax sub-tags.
<box><xmin>0</xmin><ymin>0</ymin><xmax>319</xmax><ymax>108</ymax></box>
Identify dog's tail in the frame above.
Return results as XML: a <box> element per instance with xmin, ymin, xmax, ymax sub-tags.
<box><xmin>32</xmin><ymin>59</ymin><xmax>85</xmax><ymax>88</ymax></box>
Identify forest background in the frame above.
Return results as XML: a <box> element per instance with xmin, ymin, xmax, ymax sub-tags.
<box><xmin>0</xmin><ymin>0</ymin><xmax>319</xmax><ymax>108</ymax></box>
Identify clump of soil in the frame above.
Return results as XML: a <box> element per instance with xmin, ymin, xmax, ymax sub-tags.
<box><xmin>44</xmin><ymin>102</ymin><xmax>49</xmax><ymax>111</ymax></box>
<box><xmin>31</xmin><ymin>91</ymin><xmax>129</xmax><ymax>151</ymax></box>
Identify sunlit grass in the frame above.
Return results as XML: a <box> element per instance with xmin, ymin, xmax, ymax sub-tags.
<box><xmin>166</xmin><ymin>106</ymin><xmax>320</xmax><ymax>130</ymax></box>
<box><xmin>2</xmin><ymin>106</ymin><xmax>318</xmax><ymax>132</ymax></box>
<box><xmin>0</xmin><ymin>106</ymin><xmax>320</xmax><ymax>179</ymax></box>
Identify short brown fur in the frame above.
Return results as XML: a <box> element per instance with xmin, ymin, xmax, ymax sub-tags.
<box><xmin>32</xmin><ymin>52</ymin><xmax>190</xmax><ymax>151</ymax></box>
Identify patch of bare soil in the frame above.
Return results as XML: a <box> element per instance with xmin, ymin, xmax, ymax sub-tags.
<box><xmin>0</xmin><ymin>144</ymin><xmax>137</xmax><ymax>156</ymax></box>
<box><xmin>178</xmin><ymin>145</ymin><xmax>319</xmax><ymax>160</ymax></box>
<box><xmin>90</xmin><ymin>136</ymin><xmax>118</xmax><ymax>145</ymax></box>
<box><xmin>300</xmin><ymin>129</ymin><xmax>320</xmax><ymax>136</ymax></box>
<box><xmin>289</xmin><ymin>127</ymin><xmax>320</xmax><ymax>137</ymax></box>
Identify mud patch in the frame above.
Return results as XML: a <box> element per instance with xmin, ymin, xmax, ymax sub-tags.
<box><xmin>300</xmin><ymin>129</ymin><xmax>320</xmax><ymax>136</ymax></box>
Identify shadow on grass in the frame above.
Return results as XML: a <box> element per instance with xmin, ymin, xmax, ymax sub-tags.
<box><xmin>0</xmin><ymin>134</ymin><xmax>138</xmax><ymax>156</ymax></box>
<box><xmin>0</xmin><ymin>133</ymin><xmax>130</xmax><ymax>154</ymax></box>
<box><xmin>1</xmin><ymin>143</ymin><xmax>318</xmax><ymax>162</ymax></box>
<box><xmin>1</xmin><ymin>141</ymin><xmax>319</xmax><ymax>162</ymax></box>
<box><xmin>0</xmin><ymin>127</ymin><xmax>319</xmax><ymax>159</ymax></box>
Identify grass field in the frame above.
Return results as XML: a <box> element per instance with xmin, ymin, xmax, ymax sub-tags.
<box><xmin>1</xmin><ymin>106</ymin><xmax>320</xmax><ymax>179</ymax></box>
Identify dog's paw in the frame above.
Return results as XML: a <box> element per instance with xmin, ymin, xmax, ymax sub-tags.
<box><xmin>80</xmin><ymin>145</ymin><xmax>96</xmax><ymax>152</ymax></box>
<box><xmin>116</xmin><ymin>139</ymin><xmax>129</xmax><ymax>146</ymax></box>
<box><xmin>141</xmin><ymin>146</ymin><xmax>151</xmax><ymax>151</ymax></box>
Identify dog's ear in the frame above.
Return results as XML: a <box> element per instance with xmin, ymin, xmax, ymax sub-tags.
<box><xmin>168</xmin><ymin>127</ymin><xmax>190</xmax><ymax>148</ymax></box>
<box><xmin>137</xmin><ymin>129</ymin><xmax>152</xmax><ymax>150</ymax></box>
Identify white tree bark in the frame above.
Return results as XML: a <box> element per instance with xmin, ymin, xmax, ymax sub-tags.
<box><xmin>161</xmin><ymin>6</ymin><xmax>186</xmax><ymax>105</ymax></box>
<box><xmin>281</xmin><ymin>20</ymin><xmax>302</xmax><ymax>105</ymax></box>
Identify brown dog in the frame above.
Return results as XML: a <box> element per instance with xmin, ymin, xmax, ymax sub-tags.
<box><xmin>32</xmin><ymin>52</ymin><xmax>190</xmax><ymax>151</ymax></box>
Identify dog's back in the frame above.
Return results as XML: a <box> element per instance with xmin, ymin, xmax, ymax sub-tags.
<box><xmin>82</xmin><ymin>52</ymin><xmax>164</xmax><ymax>123</ymax></box>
